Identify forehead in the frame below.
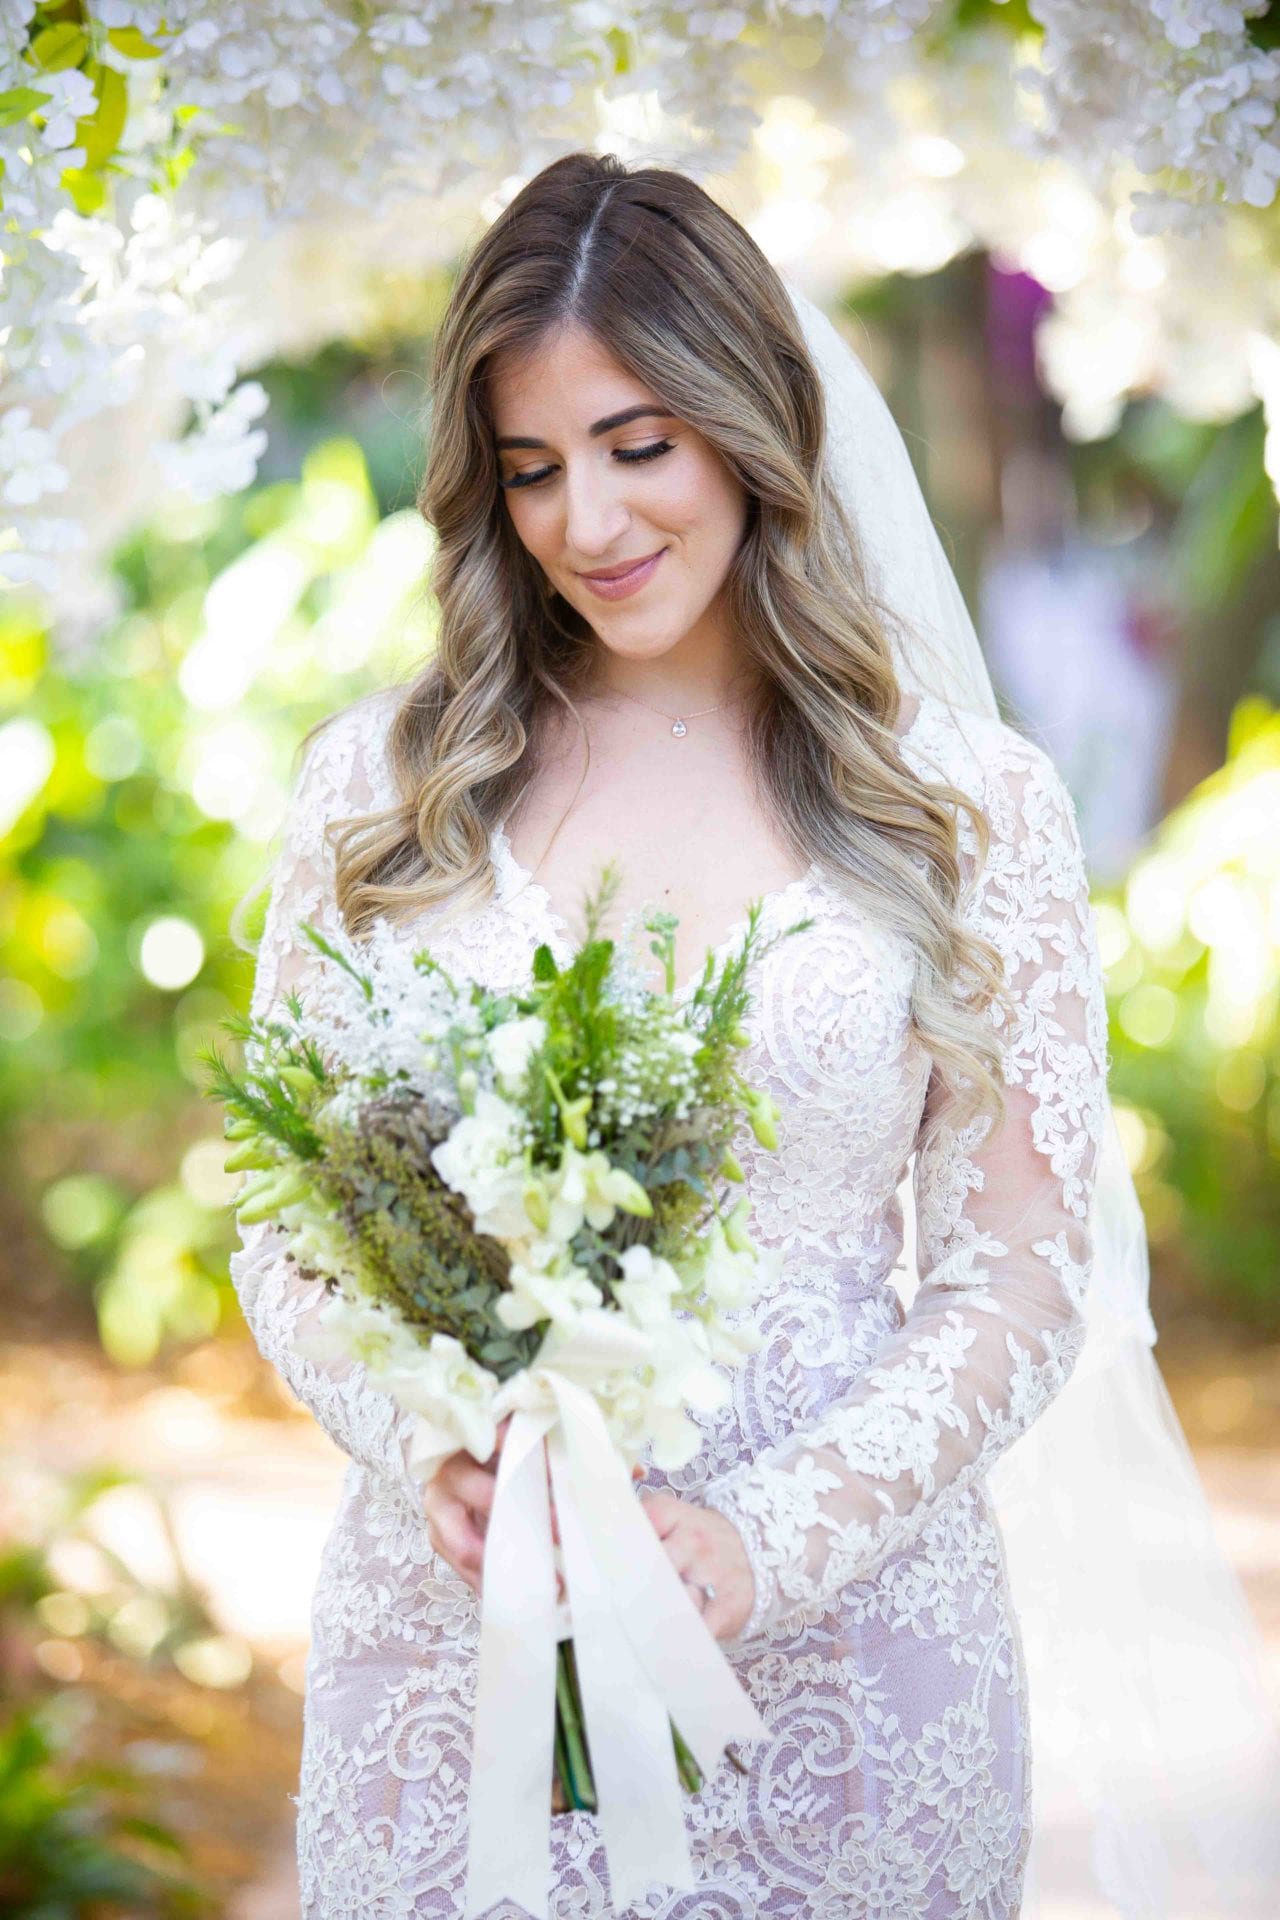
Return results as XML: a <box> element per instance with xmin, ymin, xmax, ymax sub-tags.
<box><xmin>488</xmin><ymin>322</ymin><xmax>650</xmax><ymax>425</ymax></box>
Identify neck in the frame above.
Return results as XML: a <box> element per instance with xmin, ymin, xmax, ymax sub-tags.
<box><xmin>587</xmin><ymin>642</ymin><xmax>755</xmax><ymax>717</ymax></box>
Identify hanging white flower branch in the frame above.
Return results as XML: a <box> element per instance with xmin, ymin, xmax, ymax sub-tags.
<box><xmin>1</xmin><ymin>0</ymin><xmax>1277</xmax><ymax>621</ymax></box>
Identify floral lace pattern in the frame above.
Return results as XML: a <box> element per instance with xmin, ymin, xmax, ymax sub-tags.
<box><xmin>228</xmin><ymin>684</ymin><xmax>1110</xmax><ymax>1918</ymax></box>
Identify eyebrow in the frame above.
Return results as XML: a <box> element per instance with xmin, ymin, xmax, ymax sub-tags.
<box><xmin>494</xmin><ymin>404</ymin><xmax>674</xmax><ymax>452</ymax></box>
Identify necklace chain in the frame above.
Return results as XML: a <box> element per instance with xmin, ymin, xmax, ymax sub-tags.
<box><xmin>601</xmin><ymin>682</ymin><xmax>727</xmax><ymax>739</ymax></box>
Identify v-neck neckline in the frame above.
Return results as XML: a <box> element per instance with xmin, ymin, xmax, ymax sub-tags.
<box><xmin>487</xmin><ymin>691</ymin><xmax>936</xmax><ymax>1007</ymax></box>
<box><xmin>489</xmin><ymin>819</ymin><xmax>824</xmax><ymax>1008</ymax></box>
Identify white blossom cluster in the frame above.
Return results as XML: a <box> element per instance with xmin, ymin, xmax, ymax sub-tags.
<box><xmin>782</xmin><ymin>24</ymin><xmax>1280</xmax><ymax>459</ymax></box>
<box><xmin>1022</xmin><ymin>0</ymin><xmax>1280</xmax><ymax>233</ymax></box>
<box><xmin>3</xmin><ymin>0</ymin><xmax>1278</xmax><ymax>619</ymax></box>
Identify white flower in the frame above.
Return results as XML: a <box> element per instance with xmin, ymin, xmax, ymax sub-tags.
<box><xmin>0</xmin><ymin>410</ymin><xmax>69</xmax><ymax>508</ymax></box>
<box><xmin>611</xmin><ymin>1243</ymin><xmax>681</xmax><ymax>1331</ymax></box>
<box><xmin>494</xmin><ymin>1254</ymin><xmax>602</xmax><ymax>1332</ymax></box>
<box><xmin>33</xmin><ymin>68</ymin><xmax>97</xmax><ymax>152</ymax></box>
<box><xmin>292</xmin><ymin>1289</ymin><xmax>410</xmax><ymax>1373</ymax></box>
<box><xmin>385</xmin><ymin>1333</ymin><xmax>502</xmax><ymax>1477</ymax></box>
<box><xmin>542</xmin><ymin>1139</ymin><xmax>649</xmax><ymax>1241</ymax></box>
<box><xmin>697</xmin><ymin>1219</ymin><xmax>763</xmax><ymax>1313</ymax></box>
<box><xmin>611</xmin><ymin>1316</ymin><xmax>733</xmax><ymax>1470</ymax></box>
<box><xmin>488</xmin><ymin>1013</ymin><xmax>546</xmax><ymax>1089</ymax></box>
<box><xmin>430</xmin><ymin>1087</ymin><xmax>530</xmax><ymax>1239</ymax></box>
<box><xmin>285</xmin><ymin>1211</ymin><xmax>359</xmax><ymax>1286</ymax></box>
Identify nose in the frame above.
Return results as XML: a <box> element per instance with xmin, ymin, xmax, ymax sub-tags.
<box><xmin>563</xmin><ymin>457</ymin><xmax>633</xmax><ymax>561</ymax></box>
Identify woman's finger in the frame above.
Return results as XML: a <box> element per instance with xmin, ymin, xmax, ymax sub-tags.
<box><xmin>638</xmin><ymin>1489</ymin><xmax>682</xmax><ymax>1539</ymax></box>
<box><xmin>444</xmin><ymin>1458</ymin><xmax>498</xmax><ymax>1521</ymax></box>
<box><xmin>423</xmin><ymin>1487</ymin><xmax>486</xmax><ymax>1580</ymax></box>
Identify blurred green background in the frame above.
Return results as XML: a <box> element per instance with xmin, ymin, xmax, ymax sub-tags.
<box><xmin>2</xmin><ymin>255</ymin><xmax>1278</xmax><ymax>1911</ymax></box>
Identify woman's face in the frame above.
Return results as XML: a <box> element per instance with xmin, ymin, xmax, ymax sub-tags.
<box><xmin>490</xmin><ymin>320</ymin><xmax>750</xmax><ymax>666</ymax></box>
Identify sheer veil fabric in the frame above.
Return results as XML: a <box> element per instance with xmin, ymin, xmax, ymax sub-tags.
<box><xmin>784</xmin><ymin>275</ymin><xmax>1280</xmax><ymax>1917</ymax></box>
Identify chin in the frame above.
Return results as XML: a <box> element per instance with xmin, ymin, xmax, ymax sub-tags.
<box><xmin>599</xmin><ymin>623</ymin><xmax>687</xmax><ymax>657</ymax></box>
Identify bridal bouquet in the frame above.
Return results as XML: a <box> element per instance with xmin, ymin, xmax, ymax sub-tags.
<box><xmin>205</xmin><ymin>866</ymin><xmax>806</xmax><ymax>1916</ymax></box>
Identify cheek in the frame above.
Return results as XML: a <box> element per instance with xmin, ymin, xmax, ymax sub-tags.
<box><xmin>678</xmin><ymin>470</ymin><xmax>748</xmax><ymax>566</ymax></box>
<box><xmin>505</xmin><ymin>492</ymin><xmax>556</xmax><ymax>558</ymax></box>
<box><xmin>663</xmin><ymin>460</ymin><xmax>746</xmax><ymax>553</ymax></box>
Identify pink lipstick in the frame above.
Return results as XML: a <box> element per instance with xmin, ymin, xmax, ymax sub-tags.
<box><xmin>578</xmin><ymin>549</ymin><xmax>665</xmax><ymax>601</ymax></box>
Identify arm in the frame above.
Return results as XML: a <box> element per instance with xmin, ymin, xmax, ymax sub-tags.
<box><xmin>226</xmin><ymin>694</ymin><xmax>424</xmax><ymax>1500</ymax></box>
<box><xmin>703</xmin><ymin>738</ymin><xmax>1110</xmax><ymax>1647</ymax></box>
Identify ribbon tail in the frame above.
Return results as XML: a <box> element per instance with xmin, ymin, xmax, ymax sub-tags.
<box><xmin>463</xmin><ymin>1406</ymin><xmax>558</xmax><ymax>1920</ymax></box>
<box><xmin>552</xmin><ymin>1380</ymin><xmax>769</xmax><ymax>1781</ymax></box>
<box><xmin>547</xmin><ymin>1429</ymin><xmax>695</xmax><ymax>1910</ymax></box>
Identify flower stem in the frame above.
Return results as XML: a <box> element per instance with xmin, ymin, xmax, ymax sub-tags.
<box><xmin>554</xmin><ymin>1640</ymin><xmax>708</xmax><ymax>1806</ymax></box>
<box><xmin>555</xmin><ymin>1639</ymin><xmax>597</xmax><ymax>1810</ymax></box>
<box><xmin>671</xmin><ymin>1720</ymin><xmax>704</xmax><ymax>1794</ymax></box>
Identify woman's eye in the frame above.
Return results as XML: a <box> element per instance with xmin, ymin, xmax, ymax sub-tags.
<box><xmin>615</xmin><ymin>439</ymin><xmax>675</xmax><ymax>466</ymax></box>
<box><xmin>500</xmin><ymin>440</ymin><xmax>675</xmax><ymax>491</ymax></box>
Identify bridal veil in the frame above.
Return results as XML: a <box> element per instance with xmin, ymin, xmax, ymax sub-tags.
<box><xmin>785</xmin><ymin>274</ymin><xmax>1280</xmax><ymax>1920</ymax></box>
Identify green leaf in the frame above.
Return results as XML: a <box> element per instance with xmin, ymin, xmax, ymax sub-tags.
<box><xmin>107</xmin><ymin>26</ymin><xmax>168</xmax><ymax>59</ymax></box>
<box><xmin>30</xmin><ymin>23</ymin><xmax>88</xmax><ymax>71</ymax></box>
<box><xmin>62</xmin><ymin>166</ymin><xmax>107</xmax><ymax>214</ymax></box>
<box><xmin>78</xmin><ymin>64</ymin><xmax>128</xmax><ymax>170</ymax></box>
<box><xmin>0</xmin><ymin>85</ymin><xmax>54</xmax><ymax>126</ymax></box>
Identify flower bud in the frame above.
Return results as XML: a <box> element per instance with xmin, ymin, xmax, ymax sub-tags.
<box><xmin>723</xmin><ymin>1195</ymin><xmax>754</xmax><ymax>1254</ymax></box>
<box><xmin>744</xmin><ymin>1087</ymin><xmax>779</xmax><ymax>1150</ymax></box>
<box><xmin>561</xmin><ymin>1093</ymin><xmax>592</xmax><ymax>1151</ymax></box>
<box><xmin>236</xmin><ymin>1166</ymin><xmax>310</xmax><ymax>1223</ymax></box>
<box><xmin>223</xmin><ymin>1139</ymin><xmax>277</xmax><ymax>1174</ymax></box>
<box><xmin>522</xmin><ymin>1178</ymin><xmax>551</xmax><ymax>1232</ymax></box>
<box><xmin>610</xmin><ymin>1169</ymin><xmax>654</xmax><ymax>1217</ymax></box>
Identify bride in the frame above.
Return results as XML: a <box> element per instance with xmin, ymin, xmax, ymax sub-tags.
<box><xmin>230</xmin><ymin>151</ymin><xmax>1280</xmax><ymax>1918</ymax></box>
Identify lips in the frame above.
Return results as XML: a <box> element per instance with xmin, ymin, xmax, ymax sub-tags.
<box><xmin>580</xmin><ymin>549</ymin><xmax>666</xmax><ymax>581</ymax></box>
<box><xmin>577</xmin><ymin>548</ymin><xmax>666</xmax><ymax>601</ymax></box>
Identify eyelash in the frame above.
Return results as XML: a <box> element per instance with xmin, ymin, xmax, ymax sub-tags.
<box><xmin>500</xmin><ymin>439</ymin><xmax>675</xmax><ymax>491</ymax></box>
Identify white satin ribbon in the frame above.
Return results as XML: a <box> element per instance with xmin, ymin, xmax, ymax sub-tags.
<box><xmin>459</xmin><ymin>1319</ymin><xmax>768</xmax><ymax>1919</ymax></box>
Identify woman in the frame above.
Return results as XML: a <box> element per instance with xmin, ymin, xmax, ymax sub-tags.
<box><xmin>231</xmin><ymin>151</ymin><xmax>1109</xmax><ymax>1917</ymax></box>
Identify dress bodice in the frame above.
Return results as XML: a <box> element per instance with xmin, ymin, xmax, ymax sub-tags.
<box><xmin>483</xmin><ymin>810</ymin><xmax>930</xmax><ymax>1282</ymax></box>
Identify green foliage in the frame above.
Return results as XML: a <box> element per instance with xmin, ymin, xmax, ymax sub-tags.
<box><xmin>0</xmin><ymin>1704</ymin><xmax>208</xmax><ymax>1917</ymax></box>
<box><xmin>0</xmin><ymin>433</ymin><xmax>433</xmax><ymax>1361</ymax></box>
<box><xmin>1100</xmin><ymin>697</ymin><xmax>1280</xmax><ymax>1329</ymax></box>
<box><xmin>1</xmin><ymin>4</ymin><xmax>174</xmax><ymax>220</ymax></box>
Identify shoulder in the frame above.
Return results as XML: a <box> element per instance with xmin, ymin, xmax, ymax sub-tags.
<box><xmin>291</xmin><ymin>684</ymin><xmax>403</xmax><ymax>816</ymax></box>
<box><xmin>903</xmin><ymin>688</ymin><xmax>1062</xmax><ymax>793</ymax></box>
<box><xmin>905</xmin><ymin>691</ymin><xmax>1083</xmax><ymax>847</ymax></box>
<box><xmin>902</xmin><ymin>691</ymin><xmax>1091</xmax><ymax>921</ymax></box>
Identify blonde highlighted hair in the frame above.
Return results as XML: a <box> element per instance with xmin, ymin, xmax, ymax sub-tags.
<box><xmin>290</xmin><ymin>151</ymin><xmax>1014</xmax><ymax>1142</ymax></box>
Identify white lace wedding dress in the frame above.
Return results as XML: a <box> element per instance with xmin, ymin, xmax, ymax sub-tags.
<box><xmin>229</xmin><ymin>681</ymin><xmax>1109</xmax><ymax>1920</ymax></box>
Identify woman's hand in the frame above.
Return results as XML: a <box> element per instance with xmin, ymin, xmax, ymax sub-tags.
<box><xmin>639</xmin><ymin>1489</ymin><xmax>755</xmax><ymax>1643</ymax></box>
<box><xmin>420</xmin><ymin>1416</ymin><xmax>645</xmax><ymax>1599</ymax></box>
<box><xmin>419</xmin><ymin>1415</ymin><xmax>513</xmax><ymax>1596</ymax></box>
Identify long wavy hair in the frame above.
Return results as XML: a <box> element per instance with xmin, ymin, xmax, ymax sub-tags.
<box><xmin>297</xmin><ymin>150</ymin><xmax>1014</xmax><ymax>1140</ymax></box>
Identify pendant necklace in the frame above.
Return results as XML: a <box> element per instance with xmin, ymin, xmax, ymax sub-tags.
<box><xmin>604</xmin><ymin>684</ymin><xmax>727</xmax><ymax>737</ymax></box>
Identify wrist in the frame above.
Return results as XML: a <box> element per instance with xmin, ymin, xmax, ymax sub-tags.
<box><xmin>703</xmin><ymin>1482</ymin><xmax>776</xmax><ymax>1648</ymax></box>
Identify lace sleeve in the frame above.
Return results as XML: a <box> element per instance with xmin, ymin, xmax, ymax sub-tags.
<box><xmin>703</xmin><ymin>736</ymin><xmax>1111</xmax><ymax>1648</ymax></box>
<box><xmin>226</xmin><ymin>694</ymin><xmax>423</xmax><ymax>1500</ymax></box>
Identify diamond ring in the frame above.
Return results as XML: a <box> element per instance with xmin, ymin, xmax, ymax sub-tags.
<box><xmin>701</xmin><ymin>1581</ymin><xmax>717</xmax><ymax>1605</ymax></box>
